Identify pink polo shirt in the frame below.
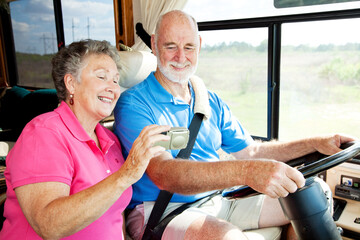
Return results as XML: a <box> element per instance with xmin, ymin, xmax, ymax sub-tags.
<box><xmin>0</xmin><ymin>101</ymin><xmax>132</xmax><ymax>240</ymax></box>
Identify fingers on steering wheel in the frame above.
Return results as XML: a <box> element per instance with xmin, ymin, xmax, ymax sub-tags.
<box><xmin>339</xmin><ymin>134</ymin><xmax>357</xmax><ymax>144</ymax></box>
<box><xmin>286</xmin><ymin>167</ymin><xmax>305</xmax><ymax>189</ymax></box>
<box><xmin>268</xmin><ymin>185</ymin><xmax>288</xmax><ymax>198</ymax></box>
<box><xmin>282</xmin><ymin>177</ymin><xmax>299</xmax><ymax>194</ymax></box>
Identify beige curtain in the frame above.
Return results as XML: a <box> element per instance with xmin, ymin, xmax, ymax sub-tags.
<box><xmin>131</xmin><ymin>0</ymin><xmax>188</xmax><ymax>51</ymax></box>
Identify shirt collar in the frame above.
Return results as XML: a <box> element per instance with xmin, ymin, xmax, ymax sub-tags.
<box><xmin>95</xmin><ymin>124</ymin><xmax>115</xmax><ymax>154</ymax></box>
<box><xmin>147</xmin><ymin>72</ymin><xmax>195</xmax><ymax>105</ymax></box>
<box><xmin>55</xmin><ymin>102</ymin><xmax>115</xmax><ymax>151</ymax></box>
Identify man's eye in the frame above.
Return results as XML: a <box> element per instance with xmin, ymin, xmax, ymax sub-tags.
<box><xmin>98</xmin><ymin>76</ymin><xmax>105</xmax><ymax>80</ymax></box>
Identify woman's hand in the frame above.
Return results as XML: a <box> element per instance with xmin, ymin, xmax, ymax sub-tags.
<box><xmin>123</xmin><ymin>124</ymin><xmax>171</xmax><ymax>184</ymax></box>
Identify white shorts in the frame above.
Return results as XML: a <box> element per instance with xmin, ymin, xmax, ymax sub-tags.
<box><xmin>126</xmin><ymin>194</ymin><xmax>265</xmax><ymax>240</ymax></box>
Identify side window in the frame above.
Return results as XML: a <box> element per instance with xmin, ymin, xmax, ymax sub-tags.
<box><xmin>184</xmin><ymin>1</ymin><xmax>360</xmax><ymax>140</ymax></box>
<box><xmin>195</xmin><ymin>29</ymin><xmax>268</xmax><ymax>138</ymax></box>
<box><xmin>9</xmin><ymin>0</ymin><xmax>116</xmax><ymax>89</ymax></box>
<box><xmin>279</xmin><ymin>18</ymin><xmax>360</xmax><ymax>140</ymax></box>
<box><xmin>10</xmin><ymin>0</ymin><xmax>57</xmax><ymax>88</ymax></box>
<box><xmin>62</xmin><ymin>0</ymin><xmax>115</xmax><ymax>46</ymax></box>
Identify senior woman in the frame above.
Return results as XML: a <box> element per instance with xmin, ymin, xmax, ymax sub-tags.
<box><xmin>0</xmin><ymin>39</ymin><xmax>170</xmax><ymax>239</ymax></box>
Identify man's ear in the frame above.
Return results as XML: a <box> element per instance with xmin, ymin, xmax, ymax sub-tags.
<box><xmin>151</xmin><ymin>35</ymin><xmax>157</xmax><ymax>56</ymax></box>
<box><xmin>198</xmin><ymin>35</ymin><xmax>202</xmax><ymax>53</ymax></box>
<box><xmin>64</xmin><ymin>74</ymin><xmax>76</xmax><ymax>94</ymax></box>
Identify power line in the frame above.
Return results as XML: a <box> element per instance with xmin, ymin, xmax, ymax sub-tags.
<box><xmin>39</xmin><ymin>33</ymin><xmax>56</xmax><ymax>54</ymax></box>
<box><xmin>87</xmin><ymin>17</ymin><xmax>90</xmax><ymax>39</ymax></box>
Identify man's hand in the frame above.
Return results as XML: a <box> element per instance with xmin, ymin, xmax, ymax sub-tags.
<box><xmin>310</xmin><ymin>134</ymin><xmax>356</xmax><ymax>156</ymax></box>
<box><xmin>243</xmin><ymin>159</ymin><xmax>305</xmax><ymax>198</ymax></box>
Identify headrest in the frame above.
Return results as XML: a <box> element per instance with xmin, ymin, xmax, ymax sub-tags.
<box><xmin>0</xmin><ymin>141</ymin><xmax>15</xmax><ymax>157</ymax></box>
<box><xmin>118</xmin><ymin>50</ymin><xmax>157</xmax><ymax>88</ymax></box>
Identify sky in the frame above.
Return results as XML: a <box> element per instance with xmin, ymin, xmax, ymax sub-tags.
<box><xmin>183</xmin><ymin>0</ymin><xmax>360</xmax><ymax>47</ymax></box>
<box><xmin>9</xmin><ymin>0</ymin><xmax>360</xmax><ymax>55</ymax></box>
<box><xmin>10</xmin><ymin>0</ymin><xmax>115</xmax><ymax>55</ymax></box>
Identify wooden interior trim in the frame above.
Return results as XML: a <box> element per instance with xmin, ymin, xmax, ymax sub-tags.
<box><xmin>0</xmin><ymin>16</ymin><xmax>8</xmax><ymax>88</ymax></box>
<box><xmin>113</xmin><ymin>0</ymin><xmax>134</xmax><ymax>50</ymax></box>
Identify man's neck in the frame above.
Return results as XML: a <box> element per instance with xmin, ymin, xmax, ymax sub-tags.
<box><xmin>154</xmin><ymin>70</ymin><xmax>191</xmax><ymax>104</ymax></box>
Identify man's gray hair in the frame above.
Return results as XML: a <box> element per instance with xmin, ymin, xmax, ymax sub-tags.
<box><xmin>154</xmin><ymin>10</ymin><xmax>199</xmax><ymax>45</ymax></box>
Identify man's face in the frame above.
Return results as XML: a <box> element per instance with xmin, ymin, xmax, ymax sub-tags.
<box><xmin>154</xmin><ymin>17</ymin><xmax>200</xmax><ymax>83</ymax></box>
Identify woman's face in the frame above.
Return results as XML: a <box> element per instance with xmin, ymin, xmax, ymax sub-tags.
<box><xmin>72</xmin><ymin>53</ymin><xmax>120</xmax><ymax>122</ymax></box>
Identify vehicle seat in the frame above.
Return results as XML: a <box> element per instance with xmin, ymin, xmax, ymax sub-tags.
<box><xmin>118</xmin><ymin>49</ymin><xmax>157</xmax><ymax>89</ymax></box>
<box><xmin>0</xmin><ymin>141</ymin><xmax>13</xmax><ymax>230</ymax></box>
<box><xmin>0</xmin><ymin>86</ymin><xmax>58</xmax><ymax>141</ymax></box>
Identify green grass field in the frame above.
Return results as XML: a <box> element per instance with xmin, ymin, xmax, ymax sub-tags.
<box><xmin>196</xmin><ymin>48</ymin><xmax>360</xmax><ymax>140</ymax></box>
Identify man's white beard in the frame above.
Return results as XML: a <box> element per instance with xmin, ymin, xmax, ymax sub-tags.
<box><xmin>157</xmin><ymin>58</ymin><xmax>197</xmax><ymax>84</ymax></box>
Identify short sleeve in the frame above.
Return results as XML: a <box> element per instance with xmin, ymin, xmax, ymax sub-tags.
<box><xmin>8</xmin><ymin>125</ymin><xmax>74</xmax><ymax>189</ymax></box>
<box><xmin>113</xmin><ymin>91</ymin><xmax>155</xmax><ymax>157</ymax></box>
<box><xmin>213</xmin><ymin>93</ymin><xmax>254</xmax><ymax>153</ymax></box>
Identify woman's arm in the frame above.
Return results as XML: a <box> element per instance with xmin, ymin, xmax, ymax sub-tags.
<box><xmin>16</xmin><ymin>170</ymin><xmax>129</xmax><ymax>239</ymax></box>
<box><xmin>15</xmin><ymin>124</ymin><xmax>170</xmax><ymax>240</ymax></box>
<box><xmin>122</xmin><ymin>212</ymin><xmax>126</xmax><ymax>240</ymax></box>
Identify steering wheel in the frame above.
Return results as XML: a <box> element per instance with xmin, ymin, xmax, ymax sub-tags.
<box><xmin>222</xmin><ymin>141</ymin><xmax>360</xmax><ymax>200</ymax></box>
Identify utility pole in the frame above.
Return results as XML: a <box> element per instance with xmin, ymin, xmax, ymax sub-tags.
<box><xmin>40</xmin><ymin>34</ymin><xmax>57</xmax><ymax>55</ymax></box>
<box><xmin>72</xmin><ymin>18</ymin><xmax>75</xmax><ymax>41</ymax></box>
<box><xmin>42</xmin><ymin>33</ymin><xmax>46</xmax><ymax>54</ymax></box>
<box><xmin>52</xmin><ymin>33</ymin><xmax>55</xmax><ymax>53</ymax></box>
<box><xmin>87</xmin><ymin>17</ymin><xmax>90</xmax><ymax>39</ymax></box>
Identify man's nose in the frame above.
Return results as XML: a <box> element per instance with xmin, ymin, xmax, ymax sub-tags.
<box><xmin>175</xmin><ymin>48</ymin><xmax>186</xmax><ymax>63</ymax></box>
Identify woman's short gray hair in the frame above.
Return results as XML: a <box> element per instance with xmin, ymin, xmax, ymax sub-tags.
<box><xmin>51</xmin><ymin>39</ymin><xmax>121</xmax><ymax>102</ymax></box>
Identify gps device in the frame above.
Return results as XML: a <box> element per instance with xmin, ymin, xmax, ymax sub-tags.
<box><xmin>154</xmin><ymin>127</ymin><xmax>189</xmax><ymax>150</ymax></box>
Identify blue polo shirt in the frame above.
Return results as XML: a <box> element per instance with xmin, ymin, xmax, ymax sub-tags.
<box><xmin>114</xmin><ymin>72</ymin><xmax>254</xmax><ymax>209</ymax></box>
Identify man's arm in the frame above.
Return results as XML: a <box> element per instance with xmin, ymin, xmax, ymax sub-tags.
<box><xmin>146</xmin><ymin>151</ymin><xmax>304</xmax><ymax>198</ymax></box>
<box><xmin>146</xmin><ymin>134</ymin><xmax>356</xmax><ymax>198</ymax></box>
<box><xmin>232</xmin><ymin>134</ymin><xmax>356</xmax><ymax>162</ymax></box>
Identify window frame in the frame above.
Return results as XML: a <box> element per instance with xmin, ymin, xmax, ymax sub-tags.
<box><xmin>3</xmin><ymin>0</ymin><xmax>129</xmax><ymax>89</ymax></box>
<box><xmin>197</xmin><ymin>8</ymin><xmax>360</xmax><ymax>141</ymax></box>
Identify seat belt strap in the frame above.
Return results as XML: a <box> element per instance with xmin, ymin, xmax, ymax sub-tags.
<box><xmin>141</xmin><ymin>112</ymin><xmax>204</xmax><ymax>240</ymax></box>
<box><xmin>151</xmin><ymin>190</ymin><xmax>220</xmax><ymax>239</ymax></box>
<box><xmin>176</xmin><ymin>112</ymin><xmax>204</xmax><ymax>159</ymax></box>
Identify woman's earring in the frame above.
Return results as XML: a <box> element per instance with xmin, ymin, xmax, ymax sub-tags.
<box><xmin>69</xmin><ymin>94</ymin><xmax>74</xmax><ymax>105</ymax></box>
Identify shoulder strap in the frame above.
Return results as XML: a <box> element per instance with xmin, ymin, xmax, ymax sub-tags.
<box><xmin>141</xmin><ymin>112</ymin><xmax>204</xmax><ymax>240</ymax></box>
<box><xmin>177</xmin><ymin>112</ymin><xmax>204</xmax><ymax>159</ymax></box>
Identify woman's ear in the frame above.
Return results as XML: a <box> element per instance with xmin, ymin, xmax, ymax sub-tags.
<box><xmin>64</xmin><ymin>74</ymin><xmax>76</xmax><ymax>94</ymax></box>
